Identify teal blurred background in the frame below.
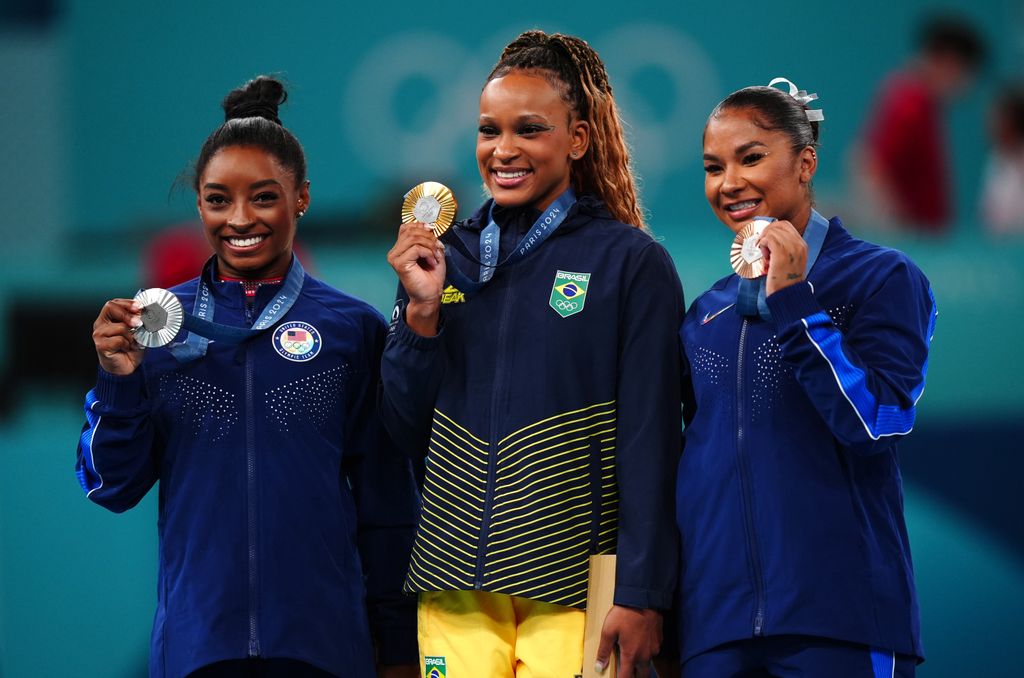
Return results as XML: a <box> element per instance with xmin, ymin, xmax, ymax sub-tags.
<box><xmin>1</xmin><ymin>1</ymin><xmax>1022</xmax><ymax>676</ymax></box>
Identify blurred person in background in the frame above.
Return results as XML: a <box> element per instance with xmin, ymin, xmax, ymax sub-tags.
<box><xmin>76</xmin><ymin>75</ymin><xmax>418</xmax><ymax>678</ymax></box>
<box><xmin>679</xmin><ymin>78</ymin><xmax>936</xmax><ymax>677</ymax></box>
<box><xmin>381</xmin><ymin>29</ymin><xmax>683</xmax><ymax>678</ymax></box>
<box><xmin>980</xmin><ymin>82</ymin><xmax>1024</xmax><ymax>235</ymax></box>
<box><xmin>855</xmin><ymin>13</ymin><xmax>985</xmax><ymax>234</ymax></box>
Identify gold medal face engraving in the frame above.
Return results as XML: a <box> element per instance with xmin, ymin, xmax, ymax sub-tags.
<box><xmin>730</xmin><ymin>219</ymin><xmax>771</xmax><ymax>278</ymax></box>
<box><xmin>132</xmin><ymin>288</ymin><xmax>184</xmax><ymax>348</ymax></box>
<box><xmin>402</xmin><ymin>181</ymin><xmax>458</xmax><ymax>238</ymax></box>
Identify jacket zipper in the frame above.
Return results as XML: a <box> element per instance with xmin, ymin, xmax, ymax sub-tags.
<box><xmin>475</xmin><ymin>268</ymin><xmax>516</xmax><ymax>588</ymax></box>
<box><xmin>244</xmin><ymin>302</ymin><xmax>260</xmax><ymax>656</ymax></box>
<box><xmin>736</xmin><ymin>318</ymin><xmax>767</xmax><ymax>636</ymax></box>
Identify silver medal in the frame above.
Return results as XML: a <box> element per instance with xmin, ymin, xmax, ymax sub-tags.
<box><xmin>132</xmin><ymin>288</ymin><xmax>184</xmax><ymax>348</ymax></box>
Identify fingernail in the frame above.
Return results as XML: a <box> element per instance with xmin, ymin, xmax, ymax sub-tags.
<box><xmin>131</xmin><ymin>302</ymin><xmax>142</xmax><ymax>312</ymax></box>
<box><xmin>129</xmin><ymin>316</ymin><xmax>143</xmax><ymax>328</ymax></box>
<box><xmin>595</xmin><ymin>660</ymin><xmax>606</xmax><ymax>673</ymax></box>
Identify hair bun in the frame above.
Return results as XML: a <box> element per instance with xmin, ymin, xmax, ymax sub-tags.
<box><xmin>222</xmin><ymin>75</ymin><xmax>287</xmax><ymax>125</ymax></box>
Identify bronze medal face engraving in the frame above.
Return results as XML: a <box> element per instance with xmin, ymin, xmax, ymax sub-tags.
<box><xmin>131</xmin><ymin>288</ymin><xmax>184</xmax><ymax>348</ymax></box>
<box><xmin>730</xmin><ymin>219</ymin><xmax>771</xmax><ymax>278</ymax></box>
<box><xmin>402</xmin><ymin>181</ymin><xmax>458</xmax><ymax>238</ymax></box>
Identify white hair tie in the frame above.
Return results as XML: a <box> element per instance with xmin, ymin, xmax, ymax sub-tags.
<box><xmin>768</xmin><ymin>77</ymin><xmax>825</xmax><ymax>122</ymax></box>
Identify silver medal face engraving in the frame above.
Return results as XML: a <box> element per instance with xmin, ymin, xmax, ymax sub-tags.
<box><xmin>413</xmin><ymin>195</ymin><xmax>443</xmax><ymax>225</ymax></box>
<box><xmin>132</xmin><ymin>288</ymin><xmax>184</xmax><ymax>348</ymax></box>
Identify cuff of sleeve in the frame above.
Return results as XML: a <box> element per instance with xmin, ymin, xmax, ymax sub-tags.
<box><xmin>375</xmin><ymin>618</ymin><xmax>419</xmax><ymax>665</ymax></box>
<box><xmin>391</xmin><ymin>309</ymin><xmax>445</xmax><ymax>351</ymax></box>
<box><xmin>766</xmin><ymin>281</ymin><xmax>823</xmax><ymax>329</ymax></box>
<box><xmin>613</xmin><ymin>584</ymin><xmax>672</xmax><ymax>611</ymax></box>
<box><xmin>94</xmin><ymin>367</ymin><xmax>147</xmax><ymax>410</ymax></box>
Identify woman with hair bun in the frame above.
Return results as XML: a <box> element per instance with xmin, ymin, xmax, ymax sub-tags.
<box><xmin>77</xmin><ymin>76</ymin><xmax>419</xmax><ymax>678</ymax></box>
<box><xmin>381</xmin><ymin>30</ymin><xmax>683</xmax><ymax>678</ymax></box>
<box><xmin>677</xmin><ymin>79</ymin><xmax>936</xmax><ymax>677</ymax></box>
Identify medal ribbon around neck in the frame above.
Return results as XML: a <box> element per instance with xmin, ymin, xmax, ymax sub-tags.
<box><xmin>444</xmin><ymin>187</ymin><xmax>577</xmax><ymax>295</ymax></box>
<box><xmin>132</xmin><ymin>255</ymin><xmax>306</xmax><ymax>363</ymax></box>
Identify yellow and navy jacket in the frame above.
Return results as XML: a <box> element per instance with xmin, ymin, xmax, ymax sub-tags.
<box><xmin>380</xmin><ymin>196</ymin><xmax>684</xmax><ymax>610</ymax></box>
<box><xmin>75</xmin><ymin>264</ymin><xmax>419</xmax><ymax>678</ymax></box>
<box><xmin>677</xmin><ymin>217</ymin><xmax>935</xmax><ymax>662</ymax></box>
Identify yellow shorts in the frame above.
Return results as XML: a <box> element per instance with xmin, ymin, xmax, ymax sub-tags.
<box><xmin>418</xmin><ymin>589</ymin><xmax>586</xmax><ymax>678</ymax></box>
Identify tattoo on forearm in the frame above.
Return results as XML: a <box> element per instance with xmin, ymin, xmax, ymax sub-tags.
<box><xmin>786</xmin><ymin>273</ymin><xmax>801</xmax><ymax>280</ymax></box>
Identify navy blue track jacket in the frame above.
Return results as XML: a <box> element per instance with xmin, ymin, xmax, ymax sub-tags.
<box><xmin>678</xmin><ymin>217</ymin><xmax>935</xmax><ymax>662</ymax></box>
<box><xmin>76</xmin><ymin>261</ymin><xmax>419</xmax><ymax>678</ymax></box>
<box><xmin>380</xmin><ymin>197</ymin><xmax>684</xmax><ymax>611</ymax></box>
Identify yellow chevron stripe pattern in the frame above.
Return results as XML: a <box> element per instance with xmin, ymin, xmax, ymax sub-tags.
<box><xmin>405</xmin><ymin>402</ymin><xmax>619</xmax><ymax>609</ymax></box>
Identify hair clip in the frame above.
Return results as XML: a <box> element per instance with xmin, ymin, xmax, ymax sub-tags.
<box><xmin>768</xmin><ymin>77</ymin><xmax>825</xmax><ymax>122</ymax></box>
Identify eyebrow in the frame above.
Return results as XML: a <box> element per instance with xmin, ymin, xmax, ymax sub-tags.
<box><xmin>478</xmin><ymin>114</ymin><xmax>553</xmax><ymax>124</ymax></box>
<box><xmin>703</xmin><ymin>140</ymin><xmax>768</xmax><ymax>161</ymax></box>
<box><xmin>202</xmin><ymin>179</ymin><xmax>283</xmax><ymax>191</ymax></box>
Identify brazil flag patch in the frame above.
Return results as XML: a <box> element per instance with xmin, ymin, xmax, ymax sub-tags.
<box><xmin>424</xmin><ymin>656</ymin><xmax>447</xmax><ymax>677</ymax></box>
<box><xmin>549</xmin><ymin>270</ymin><xmax>591</xmax><ymax>318</ymax></box>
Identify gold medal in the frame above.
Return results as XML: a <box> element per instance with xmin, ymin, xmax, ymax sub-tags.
<box><xmin>730</xmin><ymin>219</ymin><xmax>771</xmax><ymax>278</ymax></box>
<box><xmin>402</xmin><ymin>181</ymin><xmax>458</xmax><ymax>238</ymax></box>
<box><xmin>131</xmin><ymin>288</ymin><xmax>184</xmax><ymax>348</ymax></box>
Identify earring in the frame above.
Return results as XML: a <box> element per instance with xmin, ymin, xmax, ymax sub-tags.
<box><xmin>570</xmin><ymin>151</ymin><xmax>580</xmax><ymax>158</ymax></box>
<box><xmin>297</xmin><ymin>210</ymin><xmax>306</xmax><ymax>219</ymax></box>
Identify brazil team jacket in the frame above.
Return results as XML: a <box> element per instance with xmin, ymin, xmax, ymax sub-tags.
<box><xmin>75</xmin><ymin>260</ymin><xmax>419</xmax><ymax>678</ymax></box>
<box><xmin>677</xmin><ymin>217</ymin><xmax>935</xmax><ymax>662</ymax></box>
<box><xmin>380</xmin><ymin>196</ymin><xmax>684</xmax><ymax>611</ymax></box>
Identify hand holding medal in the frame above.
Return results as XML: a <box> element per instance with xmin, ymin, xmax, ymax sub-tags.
<box><xmin>387</xmin><ymin>181</ymin><xmax>458</xmax><ymax>337</ymax></box>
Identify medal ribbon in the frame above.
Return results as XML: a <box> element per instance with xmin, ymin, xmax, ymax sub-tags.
<box><xmin>444</xmin><ymin>188</ymin><xmax>576</xmax><ymax>295</ymax></box>
<box><xmin>737</xmin><ymin>210</ymin><xmax>829</xmax><ymax>321</ymax></box>
<box><xmin>167</xmin><ymin>255</ymin><xmax>306</xmax><ymax>363</ymax></box>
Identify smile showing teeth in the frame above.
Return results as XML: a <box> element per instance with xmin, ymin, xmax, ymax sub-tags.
<box><xmin>726</xmin><ymin>200</ymin><xmax>760</xmax><ymax>212</ymax></box>
<box><xmin>495</xmin><ymin>169</ymin><xmax>530</xmax><ymax>179</ymax></box>
<box><xmin>227</xmin><ymin>235</ymin><xmax>267</xmax><ymax>248</ymax></box>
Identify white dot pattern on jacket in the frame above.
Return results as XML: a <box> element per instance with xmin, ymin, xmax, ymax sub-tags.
<box><xmin>692</xmin><ymin>346</ymin><xmax>727</xmax><ymax>386</ymax></box>
<box><xmin>751</xmin><ymin>336</ymin><xmax>792</xmax><ymax>421</ymax></box>
<box><xmin>159</xmin><ymin>373</ymin><xmax>239</xmax><ymax>441</ymax></box>
<box><xmin>265</xmin><ymin>365</ymin><xmax>352</xmax><ymax>432</ymax></box>
<box><xmin>827</xmin><ymin>304</ymin><xmax>854</xmax><ymax>332</ymax></box>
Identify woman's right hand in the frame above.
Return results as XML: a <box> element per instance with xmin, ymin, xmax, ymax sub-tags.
<box><xmin>93</xmin><ymin>299</ymin><xmax>146</xmax><ymax>376</ymax></box>
<box><xmin>386</xmin><ymin>222</ymin><xmax>446</xmax><ymax>337</ymax></box>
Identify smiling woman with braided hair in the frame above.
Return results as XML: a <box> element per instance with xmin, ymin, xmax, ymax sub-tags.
<box><xmin>381</xmin><ymin>30</ymin><xmax>684</xmax><ymax>678</ymax></box>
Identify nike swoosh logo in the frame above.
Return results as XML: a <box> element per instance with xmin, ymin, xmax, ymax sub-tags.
<box><xmin>701</xmin><ymin>303</ymin><xmax>735</xmax><ymax>325</ymax></box>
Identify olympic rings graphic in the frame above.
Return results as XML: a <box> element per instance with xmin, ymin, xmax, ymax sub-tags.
<box><xmin>556</xmin><ymin>299</ymin><xmax>579</xmax><ymax>311</ymax></box>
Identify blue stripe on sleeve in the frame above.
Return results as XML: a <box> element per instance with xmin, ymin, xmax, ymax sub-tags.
<box><xmin>801</xmin><ymin>287</ymin><xmax>936</xmax><ymax>441</ymax></box>
<box><xmin>870</xmin><ymin>647</ymin><xmax>895</xmax><ymax>678</ymax></box>
<box><xmin>77</xmin><ymin>389</ymin><xmax>104</xmax><ymax>495</ymax></box>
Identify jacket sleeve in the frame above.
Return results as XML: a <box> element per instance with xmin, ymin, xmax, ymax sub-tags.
<box><xmin>75</xmin><ymin>367</ymin><xmax>160</xmax><ymax>513</ymax></box>
<box><xmin>613</xmin><ymin>241</ymin><xmax>685</xmax><ymax>610</ymax></box>
<box><xmin>766</xmin><ymin>259</ymin><xmax>936</xmax><ymax>455</ymax></box>
<box><xmin>378</xmin><ymin>285</ymin><xmax>447</xmax><ymax>458</ymax></box>
<box><xmin>348</xmin><ymin>314</ymin><xmax>420</xmax><ymax>666</ymax></box>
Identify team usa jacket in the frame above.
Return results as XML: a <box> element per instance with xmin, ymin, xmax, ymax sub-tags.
<box><xmin>75</xmin><ymin>259</ymin><xmax>418</xmax><ymax>678</ymax></box>
<box><xmin>380</xmin><ymin>196</ymin><xmax>684</xmax><ymax>611</ymax></box>
<box><xmin>677</xmin><ymin>216</ymin><xmax>935</xmax><ymax>663</ymax></box>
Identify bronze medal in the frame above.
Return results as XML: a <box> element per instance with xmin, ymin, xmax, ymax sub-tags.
<box><xmin>730</xmin><ymin>219</ymin><xmax>771</xmax><ymax>279</ymax></box>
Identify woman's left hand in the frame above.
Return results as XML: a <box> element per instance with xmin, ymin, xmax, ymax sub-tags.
<box><xmin>758</xmin><ymin>220</ymin><xmax>807</xmax><ymax>296</ymax></box>
<box><xmin>596</xmin><ymin>605</ymin><xmax>662</xmax><ymax>677</ymax></box>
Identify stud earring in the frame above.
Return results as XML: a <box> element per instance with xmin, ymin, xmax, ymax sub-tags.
<box><xmin>297</xmin><ymin>209</ymin><xmax>306</xmax><ymax>218</ymax></box>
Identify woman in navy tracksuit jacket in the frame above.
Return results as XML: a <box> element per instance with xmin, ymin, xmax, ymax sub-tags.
<box><xmin>678</xmin><ymin>80</ymin><xmax>935</xmax><ymax>677</ymax></box>
<box><xmin>380</xmin><ymin>31</ymin><xmax>683</xmax><ymax>677</ymax></box>
<box><xmin>76</xmin><ymin>77</ymin><xmax>418</xmax><ymax>678</ymax></box>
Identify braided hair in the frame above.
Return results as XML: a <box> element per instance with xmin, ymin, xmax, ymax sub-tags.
<box><xmin>487</xmin><ymin>30</ymin><xmax>646</xmax><ymax>230</ymax></box>
<box><xmin>192</xmin><ymin>75</ymin><xmax>306</xmax><ymax>191</ymax></box>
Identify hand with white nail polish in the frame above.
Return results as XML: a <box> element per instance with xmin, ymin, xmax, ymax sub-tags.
<box><xmin>92</xmin><ymin>299</ymin><xmax>146</xmax><ymax>375</ymax></box>
<box><xmin>386</xmin><ymin>221</ymin><xmax>446</xmax><ymax>337</ymax></box>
